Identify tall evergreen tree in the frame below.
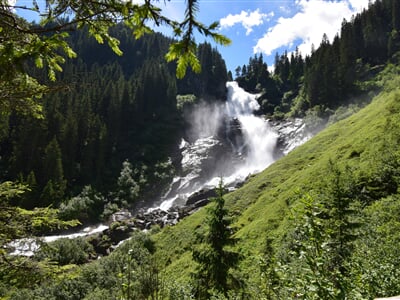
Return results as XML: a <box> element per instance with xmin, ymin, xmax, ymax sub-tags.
<box><xmin>40</xmin><ymin>137</ymin><xmax>66</xmax><ymax>205</ymax></box>
<box><xmin>192</xmin><ymin>180</ymin><xmax>240</xmax><ymax>299</ymax></box>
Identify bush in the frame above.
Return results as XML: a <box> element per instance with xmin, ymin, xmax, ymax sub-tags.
<box><xmin>35</xmin><ymin>237</ymin><xmax>95</xmax><ymax>265</ymax></box>
<box><xmin>59</xmin><ymin>186</ymin><xmax>105</xmax><ymax>222</ymax></box>
<box><xmin>177</xmin><ymin>94</ymin><xmax>197</xmax><ymax>111</ymax></box>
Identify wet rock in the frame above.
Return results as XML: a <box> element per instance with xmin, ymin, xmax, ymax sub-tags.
<box><xmin>106</xmin><ymin>223</ymin><xmax>133</xmax><ymax>244</ymax></box>
<box><xmin>186</xmin><ymin>189</ymin><xmax>217</xmax><ymax>206</ymax></box>
<box><xmin>134</xmin><ymin>219</ymin><xmax>146</xmax><ymax>230</ymax></box>
<box><xmin>225</xmin><ymin>117</ymin><xmax>246</xmax><ymax>153</ymax></box>
<box><xmin>109</xmin><ymin>210</ymin><xmax>132</xmax><ymax>223</ymax></box>
<box><xmin>270</xmin><ymin>118</ymin><xmax>313</xmax><ymax>155</ymax></box>
<box><xmin>192</xmin><ymin>198</ymin><xmax>210</xmax><ymax>208</ymax></box>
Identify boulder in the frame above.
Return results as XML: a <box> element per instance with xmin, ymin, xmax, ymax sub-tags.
<box><xmin>109</xmin><ymin>210</ymin><xmax>132</xmax><ymax>223</ymax></box>
<box><xmin>106</xmin><ymin>223</ymin><xmax>133</xmax><ymax>244</ymax></box>
<box><xmin>186</xmin><ymin>189</ymin><xmax>217</xmax><ymax>206</ymax></box>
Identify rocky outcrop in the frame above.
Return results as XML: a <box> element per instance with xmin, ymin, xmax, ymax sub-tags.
<box><xmin>87</xmin><ymin>202</ymin><xmax>209</xmax><ymax>256</ymax></box>
<box><xmin>270</xmin><ymin>118</ymin><xmax>313</xmax><ymax>156</ymax></box>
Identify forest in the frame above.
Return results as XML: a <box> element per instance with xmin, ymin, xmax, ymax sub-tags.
<box><xmin>0</xmin><ymin>25</ymin><xmax>229</xmax><ymax>222</ymax></box>
<box><xmin>1</xmin><ymin>0</ymin><xmax>400</xmax><ymax>299</ymax></box>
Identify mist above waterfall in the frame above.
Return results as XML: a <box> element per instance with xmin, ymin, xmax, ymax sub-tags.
<box><xmin>184</xmin><ymin>100</ymin><xmax>225</xmax><ymax>141</ymax></box>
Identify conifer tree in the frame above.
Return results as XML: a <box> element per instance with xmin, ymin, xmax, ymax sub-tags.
<box><xmin>318</xmin><ymin>161</ymin><xmax>360</xmax><ymax>276</ymax></box>
<box><xmin>287</xmin><ymin>162</ymin><xmax>361</xmax><ymax>298</ymax></box>
<box><xmin>192</xmin><ymin>179</ymin><xmax>240</xmax><ymax>299</ymax></box>
<box><xmin>116</xmin><ymin>160</ymin><xmax>140</xmax><ymax>207</ymax></box>
<box><xmin>41</xmin><ymin>137</ymin><xmax>66</xmax><ymax>205</ymax></box>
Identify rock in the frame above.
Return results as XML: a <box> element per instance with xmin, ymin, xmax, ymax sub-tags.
<box><xmin>193</xmin><ymin>198</ymin><xmax>209</xmax><ymax>208</ymax></box>
<box><xmin>107</xmin><ymin>223</ymin><xmax>132</xmax><ymax>244</ymax></box>
<box><xmin>134</xmin><ymin>219</ymin><xmax>146</xmax><ymax>230</ymax></box>
<box><xmin>270</xmin><ymin>118</ymin><xmax>313</xmax><ymax>155</ymax></box>
<box><xmin>109</xmin><ymin>210</ymin><xmax>132</xmax><ymax>223</ymax></box>
<box><xmin>186</xmin><ymin>189</ymin><xmax>217</xmax><ymax>206</ymax></box>
<box><xmin>225</xmin><ymin>117</ymin><xmax>246</xmax><ymax>152</ymax></box>
<box><xmin>87</xmin><ymin>233</ymin><xmax>110</xmax><ymax>257</ymax></box>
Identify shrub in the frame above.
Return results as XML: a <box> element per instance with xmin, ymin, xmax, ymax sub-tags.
<box><xmin>35</xmin><ymin>237</ymin><xmax>95</xmax><ymax>265</ymax></box>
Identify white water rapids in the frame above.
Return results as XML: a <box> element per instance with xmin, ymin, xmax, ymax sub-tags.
<box><xmin>9</xmin><ymin>225</ymin><xmax>109</xmax><ymax>256</ymax></box>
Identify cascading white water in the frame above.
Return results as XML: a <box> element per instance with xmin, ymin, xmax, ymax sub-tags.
<box><xmin>156</xmin><ymin>81</ymin><xmax>278</xmax><ymax>210</ymax></box>
<box><xmin>225</xmin><ymin>81</ymin><xmax>277</xmax><ymax>176</ymax></box>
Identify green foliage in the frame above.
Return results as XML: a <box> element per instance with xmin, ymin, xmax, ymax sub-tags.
<box><xmin>257</xmin><ymin>238</ymin><xmax>280</xmax><ymax>299</ymax></box>
<box><xmin>59</xmin><ymin>186</ymin><xmax>105</xmax><ymax>222</ymax></box>
<box><xmin>165</xmin><ymin>0</ymin><xmax>231</xmax><ymax>79</ymax></box>
<box><xmin>40</xmin><ymin>137</ymin><xmax>67</xmax><ymax>205</ymax></box>
<box><xmin>282</xmin><ymin>193</ymin><xmax>342</xmax><ymax>299</ymax></box>
<box><xmin>177</xmin><ymin>94</ymin><xmax>197</xmax><ymax>111</ymax></box>
<box><xmin>0</xmin><ymin>181</ymin><xmax>78</xmax><ymax>247</ymax></box>
<box><xmin>0</xmin><ymin>181</ymin><xmax>79</xmax><ymax>292</ymax></box>
<box><xmin>1</xmin><ymin>231</ymin><xmax>161</xmax><ymax>299</ymax></box>
<box><xmin>116</xmin><ymin>160</ymin><xmax>140</xmax><ymax>207</ymax></box>
<box><xmin>166</xmin><ymin>40</ymin><xmax>201</xmax><ymax>79</ymax></box>
<box><xmin>352</xmin><ymin>195</ymin><xmax>400</xmax><ymax>298</ymax></box>
<box><xmin>110</xmin><ymin>232</ymin><xmax>160</xmax><ymax>300</ymax></box>
<box><xmin>192</xmin><ymin>180</ymin><xmax>241</xmax><ymax>299</ymax></box>
<box><xmin>35</xmin><ymin>237</ymin><xmax>95</xmax><ymax>265</ymax></box>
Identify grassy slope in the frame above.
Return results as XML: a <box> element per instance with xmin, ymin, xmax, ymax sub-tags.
<box><xmin>154</xmin><ymin>65</ymin><xmax>400</xmax><ymax>284</ymax></box>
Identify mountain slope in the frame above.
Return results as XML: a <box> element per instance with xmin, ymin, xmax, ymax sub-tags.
<box><xmin>154</xmin><ymin>64</ymin><xmax>400</xmax><ymax>290</ymax></box>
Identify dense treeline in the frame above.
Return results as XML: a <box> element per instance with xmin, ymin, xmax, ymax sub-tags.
<box><xmin>0</xmin><ymin>25</ymin><xmax>228</xmax><ymax>219</ymax></box>
<box><xmin>236</xmin><ymin>0</ymin><xmax>400</xmax><ymax>118</ymax></box>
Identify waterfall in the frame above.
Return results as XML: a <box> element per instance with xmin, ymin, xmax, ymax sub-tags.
<box><xmin>225</xmin><ymin>81</ymin><xmax>277</xmax><ymax>176</ymax></box>
<box><xmin>156</xmin><ymin>81</ymin><xmax>278</xmax><ymax>210</ymax></box>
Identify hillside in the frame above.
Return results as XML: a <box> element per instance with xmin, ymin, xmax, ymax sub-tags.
<box><xmin>153</xmin><ymin>64</ymin><xmax>400</xmax><ymax>298</ymax></box>
<box><xmin>2</xmin><ymin>52</ymin><xmax>400</xmax><ymax>300</ymax></box>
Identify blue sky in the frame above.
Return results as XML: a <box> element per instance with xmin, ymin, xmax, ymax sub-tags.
<box><xmin>13</xmin><ymin>0</ymin><xmax>373</xmax><ymax>73</ymax></box>
<box><xmin>194</xmin><ymin>0</ymin><xmax>373</xmax><ymax>73</ymax></box>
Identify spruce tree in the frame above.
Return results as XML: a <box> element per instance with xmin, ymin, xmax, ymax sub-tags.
<box><xmin>41</xmin><ymin>137</ymin><xmax>66</xmax><ymax>205</ymax></box>
<box><xmin>116</xmin><ymin>160</ymin><xmax>140</xmax><ymax>207</ymax></box>
<box><xmin>192</xmin><ymin>179</ymin><xmax>240</xmax><ymax>299</ymax></box>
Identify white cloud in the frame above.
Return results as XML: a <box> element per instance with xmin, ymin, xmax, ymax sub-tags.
<box><xmin>254</xmin><ymin>0</ymin><xmax>374</xmax><ymax>57</ymax></box>
<box><xmin>220</xmin><ymin>9</ymin><xmax>274</xmax><ymax>36</ymax></box>
<box><xmin>279</xmin><ymin>5</ymin><xmax>292</xmax><ymax>15</ymax></box>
